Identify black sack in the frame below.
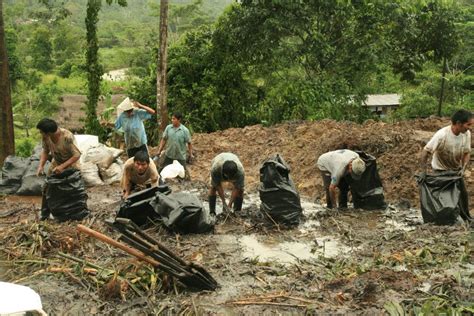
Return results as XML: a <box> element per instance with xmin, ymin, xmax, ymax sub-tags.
<box><xmin>45</xmin><ymin>169</ymin><xmax>89</xmax><ymax>222</ymax></box>
<box><xmin>151</xmin><ymin>192</ymin><xmax>214</xmax><ymax>234</ymax></box>
<box><xmin>116</xmin><ymin>185</ymin><xmax>171</xmax><ymax>226</ymax></box>
<box><xmin>0</xmin><ymin>156</ymin><xmax>29</xmax><ymax>195</ymax></box>
<box><xmin>345</xmin><ymin>151</ymin><xmax>387</xmax><ymax>210</ymax></box>
<box><xmin>17</xmin><ymin>159</ymin><xmax>50</xmax><ymax>196</ymax></box>
<box><xmin>416</xmin><ymin>171</ymin><xmax>470</xmax><ymax>225</ymax></box>
<box><xmin>258</xmin><ymin>154</ymin><xmax>302</xmax><ymax>226</ymax></box>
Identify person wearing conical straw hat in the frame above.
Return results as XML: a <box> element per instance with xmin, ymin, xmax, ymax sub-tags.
<box><xmin>115</xmin><ymin>97</ymin><xmax>155</xmax><ymax>158</ymax></box>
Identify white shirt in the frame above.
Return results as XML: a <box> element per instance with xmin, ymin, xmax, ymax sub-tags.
<box><xmin>424</xmin><ymin>125</ymin><xmax>471</xmax><ymax>170</ymax></box>
<box><xmin>317</xmin><ymin>149</ymin><xmax>359</xmax><ymax>185</ymax></box>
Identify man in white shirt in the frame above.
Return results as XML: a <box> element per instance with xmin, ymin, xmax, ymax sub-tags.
<box><xmin>421</xmin><ymin>109</ymin><xmax>472</xmax><ymax>172</ymax></box>
<box><xmin>317</xmin><ymin>149</ymin><xmax>366</xmax><ymax>209</ymax></box>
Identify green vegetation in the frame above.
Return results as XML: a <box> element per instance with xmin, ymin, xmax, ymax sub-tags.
<box><xmin>3</xmin><ymin>0</ymin><xmax>474</xmax><ymax>147</ymax></box>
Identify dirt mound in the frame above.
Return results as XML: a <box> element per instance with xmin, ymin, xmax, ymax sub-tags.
<box><xmin>171</xmin><ymin>117</ymin><xmax>472</xmax><ymax>208</ymax></box>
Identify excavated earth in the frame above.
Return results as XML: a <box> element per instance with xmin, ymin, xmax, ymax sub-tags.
<box><xmin>0</xmin><ymin>117</ymin><xmax>472</xmax><ymax>315</ymax></box>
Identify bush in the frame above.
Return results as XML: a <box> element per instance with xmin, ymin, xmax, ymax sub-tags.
<box><xmin>15</xmin><ymin>138</ymin><xmax>35</xmax><ymax>158</ymax></box>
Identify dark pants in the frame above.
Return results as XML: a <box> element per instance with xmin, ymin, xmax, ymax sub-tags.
<box><xmin>321</xmin><ymin>172</ymin><xmax>349</xmax><ymax>209</ymax></box>
<box><xmin>127</xmin><ymin>144</ymin><xmax>148</xmax><ymax>158</ymax></box>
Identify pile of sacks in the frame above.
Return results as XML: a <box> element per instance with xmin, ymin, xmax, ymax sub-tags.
<box><xmin>76</xmin><ymin>135</ymin><xmax>123</xmax><ymax>187</ymax></box>
<box><xmin>0</xmin><ymin>135</ymin><xmax>124</xmax><ymax>196</ymax></box>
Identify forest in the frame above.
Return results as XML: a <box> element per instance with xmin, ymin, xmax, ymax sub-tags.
<box><xmin>0</xmin><ymin>0</ymin><xmax>473</xmax><ymax>160</ymax></box>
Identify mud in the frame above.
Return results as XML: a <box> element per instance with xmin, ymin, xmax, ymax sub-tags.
<box><xmin>0</xmin><ymin>118</ymin><xmax>473</xmax><ymax>314</ymax></box>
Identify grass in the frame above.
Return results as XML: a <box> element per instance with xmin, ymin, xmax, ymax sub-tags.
<box><xmin>42</xmin><ymin>74</ymin><xmax>87</xmax><ymax>94</ymax></box>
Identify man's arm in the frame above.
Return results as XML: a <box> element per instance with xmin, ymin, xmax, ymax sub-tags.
<box><xmin>158</xmin><ymin>138</ymin><xmax>167</xmax><ymax>156</ymax></box>
<box><xmin>328</xmin><ymin>184</ymin><xmax>338</xmax><ymax>209</ymax></box>
<box><xmin>420</xmin><ymin>149</ymin><xmax>431</xmax><ymax>172</ymax></box>
<box><xmin>462</xmin><ymin>152</ymin><xmax>470</xmax><ymax>170</ymax></box>
<box><xmin>121</xmin><ymin>169</ymin><xmax>132</xmax><ymax>199</ymax></box>
<box><xmin>150</xmin><ymin>161</ymin><xmax>159</xmax><ymax>187</ymax></box>
<box><xmin>134</xmin><ymin>101</ymin><xmax>155</xmax><ymax>115</ymax></box>
<box><xmin>115</xmin><ymin>114</ymin><xmax>122</xmax><ymax>129</ymax></box>
<box><xmin>52</xmin><ymin>155</ymin><xmax>80</xmax><ymax>174</ymax></box>
<box><xmin>187</xmin><ymin>142</ymin><xmax>193</xmax><ymax>159</ymax></box>
<box><xmin>216</xmin><ymin>184</ymin><xmax>228</xmax><ymax>211</ymax></box>
<box><xmin>36</xmin><ymin>149</ymin><xmax>49</xmax><ymax>176</ymax></box>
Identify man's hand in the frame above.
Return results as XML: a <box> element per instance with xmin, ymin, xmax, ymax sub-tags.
<box><xmin>187</xmin><ymin>153</ymin><xmax>194</xmax><ymax>164</ymax></box>
<box><xmin>36</xmin><ymin>166</ymin><xmax>44</xmax><ymax>177</ymax></box>
<box><xmin>123</xmin><ymin>191</ymin><xmax>129</xmax><ymax>200</ymax></box>
<box><xmin>53</xmin><ymin>164</ymin><xmax>65</xmax><ymax>175</ymax></box>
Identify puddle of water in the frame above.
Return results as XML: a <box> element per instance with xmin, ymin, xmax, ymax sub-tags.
<box><xmin>239</xmin><ymin>234</ymin><xmax>353</xmax><ymax>265</ymax></box>
<box><xmin>4</xmin><ymin>195</ymin><xmax>41</xmax><ymax>205</ymax></box>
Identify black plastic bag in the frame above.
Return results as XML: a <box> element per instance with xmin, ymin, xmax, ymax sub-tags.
<box><xmin>151</xmin><ymin>192</ymin><xmax>214</xmax><ymax>234</ymax></box>
<box><xmin>45</xmin><ymin>169</ymin><xmax>89</xmax><ymax>222</ymax></box>
<box><xmin>17</xmin><ymin>159</ymin><xmax>50</xmax><ymax>196</ymax></box>
<box><xmin>0</xmin><ymin>156</ymin><xmax>29</xmax><ymax>195</ymax></box>
<box><xmin>416</xmin><ymin>171</ymin><xmax>470</xmax><ymax>225</ymax></box>
<box><xmin>117</xmin><ymin>185</ymin><xmax>171</xmax><ymax>226</ymax></box>
<box><xmin>345</xmin><ymin>152</ymin><xmax>387</xmax><ymax>210</ymax></box>
<box><xmin>258</xmin><ymin>154</ymin><xmax>302</xmax><ymax>226</ymax></box>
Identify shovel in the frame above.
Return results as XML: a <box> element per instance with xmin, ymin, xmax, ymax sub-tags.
<box><xmin>77</xmin><ymin>223</ymin><xmax>218</xmax><ymax>291</ymax></box>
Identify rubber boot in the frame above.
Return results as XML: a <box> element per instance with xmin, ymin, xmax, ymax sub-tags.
<box><xmin>209</xmin><ymin>195</ymin><xmax>217</xmax><ymax>215</ymax></box>
<box><xmin>40</xmin><ymin>193</ymin><xmax>50</xmax><ymax>221</ymax></box>
<box><xmin>233</xmin><ymin>197</ymin><xmax>243</xmax><ymax>212</ymax></box>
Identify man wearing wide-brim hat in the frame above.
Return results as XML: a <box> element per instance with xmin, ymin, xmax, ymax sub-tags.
<box><xmin>115</xmin><ymin>97</ymin><xmax>156</xmax><ymax>157</ymax></box>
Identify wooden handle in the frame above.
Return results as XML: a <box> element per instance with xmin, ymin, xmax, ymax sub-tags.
<box><xmin>77</xmin><ymin>224</ymin><xmax>160</xmax><ymax>267</ymax></box>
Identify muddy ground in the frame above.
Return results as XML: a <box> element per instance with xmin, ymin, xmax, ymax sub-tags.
<box><xmin>1</xmin><ymin>118</ymin><xmax>473</xmax><ymax>315</ymax></box>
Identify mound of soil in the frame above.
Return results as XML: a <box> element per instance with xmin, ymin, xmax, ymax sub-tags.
<box><xmin>158</xmin><ymin>117</ymin><xmax>472</xmax><ymax>208</ymax></box>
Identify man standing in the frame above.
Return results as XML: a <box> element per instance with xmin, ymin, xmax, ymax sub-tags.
<box><xmin>36</xmin><ymin>118</ymin><xmax>82</xmax><ymax>220</ymax></box>
<box><xmin>317</xmin><ymin>149</ymin><xmax>366</xmax><ymax>209</ymax></box>
<box><xmin>209</xmin><ymin>153</ymin><xmax>245</xmax><ymax>215</ymax></box>
<box><xmin>121</xmin><ymin>150</ymin><xmax>159</xmax><ymax>199</ymax></box>
<box><xmin>115</xmin><ymin>97</ymin><xmax>156</xmax><ymax>158</ymax></box>
<box><xmin>157</xmin><ymin>112</ymin><xmax>193</xmax><ymax>171</ymax></box>
<box><xmin>421</xmin><ymin>109</ymin><xmax>472</xmax><ymax>173</ymax></box>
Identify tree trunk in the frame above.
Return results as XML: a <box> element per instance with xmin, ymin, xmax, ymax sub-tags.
<box><xmin>157</xmin><ymin>0</ymin><xmax>169</xmax><ymax>133</ymax></box>
<box><xmin>437</xmin><ymin>57</ymin><xmax>447</xmax><ymax>117</ymax></box>
<box><xmin>85</xmin><ymin>0</ymin><xmax>104</xmax><ymax>140</ymax></box>
<box><xmin>0</xmin><ymin>0</ymin><xmax>15</xmax><ymax>165</ymax></box>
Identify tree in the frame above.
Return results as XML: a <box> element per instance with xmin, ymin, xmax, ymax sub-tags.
<box><xmin>29</xmin><ymin>25</ymin><xmax>53</xmax><ymax>72</ymax></box>
<box><xmin>84</xmin><ymin>0</ymin><xmax>126</xmax><ymax>139</ymax></box>
<box><xmin>157</xmin><ymin>0</ymin><xmax>169</xmax><ymax>133</ymax></box>
<box><xmin>0</xmin><ymin>0</ymin><xmax>14</xmax><ymax>165</ymax></box>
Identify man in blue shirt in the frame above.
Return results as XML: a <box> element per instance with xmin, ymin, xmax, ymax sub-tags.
<box><xmin>157</xmin><ymin>112</ymin><xmax>193</xmax><ymax>172</ymax></box>
<box><xmin>115</xmin><ymin>97</ymin><xmax>155</xmax><ymax>157</ymax></box>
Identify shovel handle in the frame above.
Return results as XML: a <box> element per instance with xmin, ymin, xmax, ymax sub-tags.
<box><xmin>77</xmin><ymin>224</ymin><xmax>160</xmax><ymax>268</ymax></box>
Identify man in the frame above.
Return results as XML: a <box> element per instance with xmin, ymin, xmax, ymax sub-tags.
<box><xmin>36</xmin><ymin>118</ymin><xmax>82</xmax><ymax>220</ymax></box>
<box><xmin>421</xmin><ymin>109</ymin><xmax>472</xmax><ymax>173</ymax></box>
<box><xmin>121</xmin><ymin>150</ymin><xmax>159</xmax><ymax>199</ymax></box>
<box><xmin>157</xmin><ymin>112</ymin><xmax>193</xmax><ymax>171</ymax></box>
<box><xmin>317</xmin><ymin>149</ymin><xmax>366</xmax><ymax>209</ymax></box>
<box><xmin>209</xmin><ymin>153</ymin><xmax>245</xmax><ymax>215</ymax></box>
<box><xmin>115</xmin><ymin>97</ymin><xmax>156</xmax><ymax>158</ymax></box>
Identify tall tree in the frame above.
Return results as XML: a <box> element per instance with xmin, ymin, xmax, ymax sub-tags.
<box><xmin>157</xmin><ymin>0</ymin><xmax>169</xmax><ymax>132</ymax></box>
<box><xmin>84</xmin><ymin>0</ymin><xmax>126</xmax><ymax>139</ymax></box>
<box><xmin>0</xmin><ymin>0</ymin><xmax>14</xmax><ymax>165</ymax></box>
